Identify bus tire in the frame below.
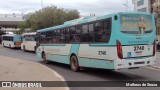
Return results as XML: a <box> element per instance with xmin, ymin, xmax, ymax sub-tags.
<box><xmin>23</xmin><ymin>46</ymin><xmax>26</xmax><ymax>52</ymax></box>
<box><xmin>2</xmin><ymin>43</ymin><xmax>4</xmax><ymax>47</ymax></box>
<box><xmin>34</xmin><ymin>46</ymin><xmax>37</xmax><ymax>53</ymax></box>
<box><xmin>70</xmin><ymin>55</ymin><xmax>80</xmax><ymax>72</ymax></box>
<box><xmin>9</xmin><ymin>44</ymin><xmax>12</xmax><ymax>48</ymax></box>
<box><xmin>42</xmin><ymin>52</ymin><xmax>49</xmax><ymax>64</ymax></box>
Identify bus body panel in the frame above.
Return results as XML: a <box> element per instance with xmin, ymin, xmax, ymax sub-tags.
<box><xmin>115</xmin><ymin>55</ymin><xmax>156</xmax><ymax>69</ymax></box>
<box><xmin>70</xmin><ymin>44</ymin><xmax>80</xmax><ymax>56</ymax></box>
<box><xmin>78</xmin><ymin>58</ymin><xmax>115</xmax><ymax>69</ymax></box>
<box><xmin>21</xmin><ymin>41</ymin><xmax>36</xmax><ymax>51</ymax></box>
<box><xmin>46</xmin><ymin>54</ymin><xmax>70</xmax><ymax>64</ymax></box>
<box><xmin>36</xmin><ymin>44</ymin><xmax>71</xmax><ymax>64</ymax></box>
<box><xmin>2</xmin><ymin>41</ymin><xmax>15</xmax><ymax>48</ymax></box>
<box><xmin>122</xmin><ymin>45</ymin><xmax>153</xmax><ymax>58</ymax></box>
<box><xmin>78</xmin><ymin>44</ymin><xmax>117</xmax><ymax>60</ymax></box>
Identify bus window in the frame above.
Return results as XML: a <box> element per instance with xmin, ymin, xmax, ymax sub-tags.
<box><xmin>66</xmin><ymin>28</ymin><xmax>70</xmax><ymax>43</ymax></box>
<box><xmin>61</xmin><ymin>29</ymin><xmax>69</xmax><ymax>43</ymax></box>
<box><xmin>95</xmin><ymin>18</ymin><xmax>111</xmax><ymax>42</ymax></box>
<box><xmin>76</xmin><ymin>26</ymin><xmax>81</xmax><ymax>34</ymax></box>
<box><xmin>70</xmin><ymin>26</ymin><xmax>81</xmax><ymax>43</ymax></box>
<box><xmin>95</xmin><ymin>21</ymin><xmax>103</xmax><ymax>33</ymax></box>
<box><xmin>70</xmin><ymin>35</ymin><xmax>81</xmax><ymax>43</ymax></box>
<box><xmin>61</xmin><ymin>29</ymin><xmax>66</xmax><ymax>36</ymax></box>
<box><xmin>120</xmin><ymin>14</ymin><xmax>152</xmax><ymax>34</ymax></box>
<box><xmin>88</xmin><ymin>24</ymin><xmax>94</xmax><ymax>42</ymax></box>
<box><xmin>70</xmin><ymin>27</ymin><xmax>76</xmax><ymax>34</ymax></box>
<box><xmin>45</xmin><ymin>31</ymin><xmax>53</xmax><ymax>44</ymax></box>
<box><xmin>40</xmin><ymin>33</ymin><xmax>46</xmax><ymax>44</ymax></box>
<box><xmin>82</xmin><ymin>24</ymin><xmax>93</xmax><ymax>43</ymax></box>
<box><xmin>52</xmin><ymin>30</ymin><xmax>61</xmax><ymax>43</ymax></box>
<box><xmin>89</xmin><ymin>24</ymin><xmax>94</xmax><ymax>33</ymax></box>
<box><xmin>82</xmin><ymin>24</ymin><xmax>88</xmax><ymax>42</ymax></box>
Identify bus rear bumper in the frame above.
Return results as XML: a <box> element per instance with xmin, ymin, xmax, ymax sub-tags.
<box><xmin>115</xmin><ymin>55</ymin><xmax>156</xmax><ymax>70</ymax></box>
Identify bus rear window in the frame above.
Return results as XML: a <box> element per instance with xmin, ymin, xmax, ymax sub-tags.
<box><xmin>120</xmin><ymin>14</ymin><xmax>152</xmax><ymax>34</ymax></box>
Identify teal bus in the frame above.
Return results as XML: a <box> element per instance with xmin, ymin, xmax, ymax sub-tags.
<box><xmin>36</xmin><ymin>12</ymin><xmax>156</xmax><ymax>71</ymax></box>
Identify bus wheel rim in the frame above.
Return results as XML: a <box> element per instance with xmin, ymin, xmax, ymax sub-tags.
<box><xmin>71</xmin><ymin>57</ymin><xmax>77</xmax><ymax>70</ymax></box>
<box><xmin>43</xmin><ymin>53</ymin><xmax>46</xmax><ymax>61</ymax></box>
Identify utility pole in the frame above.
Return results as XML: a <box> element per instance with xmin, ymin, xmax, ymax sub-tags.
<box><xmin>123</xmin><ymin>0</ymin><xmax>130</xmax><ymax>11</ymax></box>
<box><xmin>126</xmin><ymin>0</ymin><xmax>128</xmax><ymax>11</ymax></box>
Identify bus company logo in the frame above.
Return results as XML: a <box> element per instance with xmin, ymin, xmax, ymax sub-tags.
<box><xmin>2</xmin><ymin>82</ymin><xmax>11</xmax><ymax>87</ymax></box>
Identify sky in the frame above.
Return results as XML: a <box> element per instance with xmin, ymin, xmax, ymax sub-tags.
<box><xmin>0</xmin><ymin>0</ymin><xmax>134</xmax><ymax>16</ymax></box>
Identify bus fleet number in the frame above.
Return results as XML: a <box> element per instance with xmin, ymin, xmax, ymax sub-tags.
<box><xmin>98</xmin><ymin>51</ymin><xmax>106</xmax><ymax>55</ymax></box>
<box><xmin>134</xmin><ymin>46</ymin><xmax>145</xmax><ymax>51</ymax></box>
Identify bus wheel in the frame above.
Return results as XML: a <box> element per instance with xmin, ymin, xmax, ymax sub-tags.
<box><xmin>34</xmin><ymin>46</ymin><xmax>37</xmax><ymax>53</ymax></box>
<box><xmin>2</xmin><ymin>43</ymin><xmax>4</xmax><ymax>47</ymax></box>
<box><xmin>70</xmin><ymin>55</ymin><xmax>80</xmax><ymax>72</ymax></box>
<box><xmin>42</xmin><ymin>52</ymin><xmax>49</xmax><ymax>64</ymax></box>
<box><xmin>9</xmin><ymin>44</ymin><xmax>11</xmax><ymax>48</ymax></box>
<box><xmin>23</xmin><ymin>46</ymin><xmax>26</xmax><ymax>52</ymax></box>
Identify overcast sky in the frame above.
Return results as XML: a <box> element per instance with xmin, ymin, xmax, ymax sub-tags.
<box><xmin>0</xmin><ymin>0</ymin><xmax>134</xmax><ymax>16</ymax></box>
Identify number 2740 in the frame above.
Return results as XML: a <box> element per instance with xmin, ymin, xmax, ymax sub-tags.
<box><xmin>134</xmin><ymin>46</ymin><xmax>144</xmax><ymax>51</ymax></box>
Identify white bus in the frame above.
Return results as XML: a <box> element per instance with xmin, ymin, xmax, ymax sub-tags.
<box><xmin>2</xmin><ymin>34</ymin><xmax>22</xmax><ymax>48</ymax></box>
<box><xmin>21</xmin><ymin>32</ymin><xmax>37</xmax><ymax>52</ymax></box>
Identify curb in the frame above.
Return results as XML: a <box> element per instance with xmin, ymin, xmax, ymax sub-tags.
<box><xmin>43</xmin><ymin>65</ymin><xmax>70</xmax><ymax>90</ymax></box>
<box><xmin>0</xmin><ymin>55</ymin><xmax>70</xmax><ymax>90</ymax></box>
<box><xmin>146</xmin><ymin>65</ymin><xmax>160</xmax><ymax>71</ymax></box>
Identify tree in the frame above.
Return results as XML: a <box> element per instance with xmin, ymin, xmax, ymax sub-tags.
<box><xmin>18</xmin><ymin>5</ymin><xmax>80</xmax><ymax>32</ymax></box>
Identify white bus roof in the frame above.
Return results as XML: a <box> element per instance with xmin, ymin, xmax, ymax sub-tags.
<box><xmin>22</xmin><ymin>32</ymin><xmax>36</xmax><ymax>36</ymax></box>
<box><xmin>2</xmin><ymin>34</ymin><xmax>18</xmax><ymax>37</ymax></box>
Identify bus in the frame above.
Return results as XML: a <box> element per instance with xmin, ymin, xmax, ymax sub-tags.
<box><xmin>2</xmin><ymin>34</ymin><xmax>22</xmax><ymax>48</ymax></box>
<box><xmin>36</xmin><ymin>12</ymin><xmax>156</xmax><ymax>71</ymax></box>
<box><xmin>21</xmin><ymin>32</ymin><xmax>37</xmax><ymax>52</ymax></box>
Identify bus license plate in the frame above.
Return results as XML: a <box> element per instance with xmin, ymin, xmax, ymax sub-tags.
<box><xmin>134</xmin><ymin>46</ymin><xmax>145</xmax><ymax>51</ymax></box>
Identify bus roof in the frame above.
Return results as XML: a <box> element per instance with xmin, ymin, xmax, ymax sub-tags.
<box><xmin>2</xmin><ymin>34</ymin><xmax>19</xmax><ymax>37</ymax></box>
<box><xmin>37</xmin><ymin>12</ymin><xmax>152</xmax><ymax>33</ymax></box>
<box><xmin>22</xmin><ymin>32</ymin><xmax>36</xmax><ymax>36</ymax></box>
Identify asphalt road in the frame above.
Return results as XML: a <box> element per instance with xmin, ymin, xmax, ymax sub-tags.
<box><xmin>0</xmin><ymin>45</ymin><xmax>160</xmax><ymax>90</ymax></box>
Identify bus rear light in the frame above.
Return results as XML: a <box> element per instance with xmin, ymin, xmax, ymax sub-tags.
<box><xmin>153</xmin><ymin>40</ymin><xmax>156</xmax><ymax>56</ymax></box>
<box><xmin>116</xmin><ymin>40</ymin><xmax>123</xmax><ymax>59</ymax></box>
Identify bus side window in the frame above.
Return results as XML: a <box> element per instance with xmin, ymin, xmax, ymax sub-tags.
<box><xmin>76</xmin><ymin>25</ymin><xmax>81</xmax><ymax>34</ymax></box>
<box><xmin>53</xmin><ymin>30</ymin><xmax>61</xmax><ymax>44</ymax></box>
<box><xmin>61</xmin><ymin>28</ymin><xmax>69</xmax><ymax>43</ymax></box>
<box><xmin>41</xmin><ymin>33</ymin><xmax>46</xmax><ymax>44</ymax></box>
<box><xmin>66</xmin><ymin>28</ymin><xmax>70</xmax><ymax>43</ymax></box>
<box><xmin>88</xmin><ymin>23</ymin><xmax>94</xmax><ymax>42</ymax></box>
<box><xmin>94</xmin><ymin>18</ymin><xmax>111</xmax><ymax>43</ymax></box>
<box><xmin>82</xmin><ymin>24</ymin><xmax>93</xmax><ymax>43</ymax></box>
<box><xmin>95</xmin><ymin>21</ymin><xmax>103</xmax><ymax>33</ymax></box>
<box><xmin>82</xmin><ymin>24</ymin><xmax>88</xmax><ymax>42</ymax></box>
<box><xmin>70</xmin><ymin>26</ymin><xmax>81</xmax><ymax>43</ymax></box>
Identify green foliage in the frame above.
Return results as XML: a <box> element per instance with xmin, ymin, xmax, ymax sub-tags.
<box><xmin>18</xmin><ymin>5</ymin><xmax>80</xmax><ymax>32</ymax></box>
